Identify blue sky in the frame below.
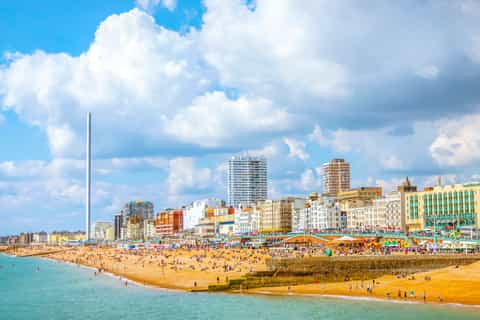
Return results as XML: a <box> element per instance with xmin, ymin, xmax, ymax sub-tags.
<box><xmin>1</xmin><ymin>0</ymin><xmax>480</xmax><ymax>234</ymax></box>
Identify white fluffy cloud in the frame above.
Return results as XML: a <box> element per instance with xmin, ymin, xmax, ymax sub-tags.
<box><xmin>136</xmin><ymin>0</ymin><xmax>176</xmax><ymax>12</ymax></box>
<box><xmin>1</xmin><ymin>7</ymin><xmax>305</xmax><ymax>158</ymax></box>
<box><xmin>0</xmin><ymin>159</ymin><xmax>84</xmax><ymax>179</ymax></box>
<box><xmin>430</xmin><ymin>114</ymin><xmax>480</xmax><ymax>166</ymax></box>
<box><xmin>298</xmin><ymin>167</ymin><xmax>322</xmax><ymax>191</ymax></box>
<box><xmin>167</xmin><ymin>157</ymin><xmax>212</xmax><ymax>196</ymax></box>
<box><xmin>309</xmin><ymin>122</ymin><xmax>437</xmax><ymax>172</ymax></box>
<box><xmin>2</xmin><ymin>1</ymin><xmax>480</xmax><ymax>232</ymax></box>
<box><xmin>1</xmin><ymin>9</ymin><xmax>210</xmax><ymax>158</ymax></box>
<box><xmin>165</xmin><ymin>91</ymin><xmax>292</xmax><ymax>147</ymax></box>
<box><xmin>283</xmin><ymin>137</ymin><xmax>309</xmax><ymax>161</ymax></box>
<box><xmin>247</xmin><ymin>141</ymin><xmax>281</xmax><ymax>159</ymax></box>
<box><xmin>200</xmin><ymin>0</ymin><xmax>349</xmax><ymax>103</ymax></box>
<box><xmin>110</xmin><ymin>157</ymin><xmax>167</xmax><ymax>170</ymax></box>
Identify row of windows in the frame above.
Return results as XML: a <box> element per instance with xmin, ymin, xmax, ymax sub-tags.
<box><xmin>424</xmin><ymin>190</ymin><xmax>475</xmax><ymax>199</ymax></box>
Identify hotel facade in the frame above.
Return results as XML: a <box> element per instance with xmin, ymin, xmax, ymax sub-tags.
<box><xmin>258</xmin><ymin>198</ymin><xmax>305</xmax><ymax>233</ymax></box>
<box><xmin>292</xmin><ymin>194</ymin><xmax>344</xmax><ymax>232</ymax></box>
<box><xmin>405</xmin><ymin>183</ymin><xmax>480</xmax><ymax>232</ymax></box>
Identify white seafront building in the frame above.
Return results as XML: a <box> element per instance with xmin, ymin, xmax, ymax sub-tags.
<box><xmin>32</xmin><ymin>232</ymin><xmax>48</xmax><ymax>244</ymax></box>
<box><xmin>183</xmin><ymin>198</ymin><xmax>225</xmax><ymax>230</ymax></box>
<box><xmin>234</xmin><ymin>207</ymin><xmax>261</xmax><ymax>234</ymax></box>
<box><xmin>293</xmin><ymin>194</ymin><xmax>343</xmax><ymax>232</ymax></box>
<box><xmin>347</xmin><ymin>192</ymin><xmax>402</xmax><ymax>232</ymax></box>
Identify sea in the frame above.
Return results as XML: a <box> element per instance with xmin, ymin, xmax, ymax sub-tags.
<box><xmin>0</xmin><ymin>253</ymin><xmax>478</xmax><ymax>320</ymax></box>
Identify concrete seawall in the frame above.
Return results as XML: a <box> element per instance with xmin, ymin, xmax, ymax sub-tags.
<box><xmin>266</xmin><ymin>254</ymin><xmax>480</xmax><ymax>281</ymax></box>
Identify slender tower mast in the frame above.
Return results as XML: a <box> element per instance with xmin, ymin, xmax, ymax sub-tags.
<box><xmin>86</xmin><ymin>112</ymin><xmax>92</xmax><ymax>241</ymax></box>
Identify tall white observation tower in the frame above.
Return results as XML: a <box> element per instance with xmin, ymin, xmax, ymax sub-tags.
<box><xmin>85</xmin><ymin>112</ymin><xmax>92</xmax><ymax>241</ymax></box>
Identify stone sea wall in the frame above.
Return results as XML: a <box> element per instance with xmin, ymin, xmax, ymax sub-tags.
<box><xmin>208</xmin><ymin>254</ymin><xmax>480</xmax><ymax>291</ymax></box>
<box><xmin>265</xmin><ymin>254</ymin><xmax>480</xmax><ymax>281</ymax></box>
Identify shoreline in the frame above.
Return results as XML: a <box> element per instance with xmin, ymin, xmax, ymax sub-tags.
<box><xmin>34</xmin><ymin>254</ymin><xmax>480</xmax><ymax>310</ymax></box>
<box><xmin>4</xmin><ymin>250</ymin><xmax>480</xmax><ymax>308</ymax></box>
<box><xmin>245</xmin><ymin>290</ymin><xmax>480</xmax><ymax>311</ymax></box>
<box><xmin>44</xmin><ymin>253</ymin><xmax>193</xmax><ymax>292</ymax></box>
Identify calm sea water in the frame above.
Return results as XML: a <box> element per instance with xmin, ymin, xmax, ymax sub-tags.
<box><xmin>0</xmin><ymin>254</ymin><xmax>478</xmax><ymax>320</ymax></box>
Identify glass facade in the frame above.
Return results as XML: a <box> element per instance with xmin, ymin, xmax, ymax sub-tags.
<box><xmin>423</xmin><ymin>190</ymin><xmax>476</xmax><ymax>227</ymax></box>
<box><xmin>408</xmin><ymin>195</ymin><xmax>419</xmax><ymax>219</ymax></box>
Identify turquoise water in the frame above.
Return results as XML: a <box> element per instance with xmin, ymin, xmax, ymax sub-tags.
<box><xmin>0</xmin><ymin>254</ymin><xmax>478</xmax><ymax>320</ymax></box>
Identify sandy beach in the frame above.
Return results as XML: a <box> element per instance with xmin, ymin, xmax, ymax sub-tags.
<box><xmin>41</xmin><ymin>246</ymin><xmax>270</xmax><ymax>290</ymax></box>
<box><xmin>6</xmin><ymin>246</ymin><xmax>480</xmax><ymax>306</ymax></box>
<box><xmin>247</xmin><ymin>261</ymin><xmax>480</xmax><ymax>306</ymax></box>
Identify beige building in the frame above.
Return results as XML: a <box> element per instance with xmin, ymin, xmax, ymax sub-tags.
<box><xmin>126</xmin><ymin>216</ymin><xmax>143</xmax><ymax>241</ymax></box>
<box><xmin>395</xmin><ymin>178</ymin><xmax>417</xmax><ymax>232</ymax></box>
<box><xmin>338</xmin><ymin>187</ymin><xmax>382</xmax><ymax>211</ymax></box>
<box><xmin>48</xmin><ymin>232</ymin><xmax>85</xmax><ymax>245</ymax></box>
<box><xmin>322</xmin><ymin>159</ymin><xmax>350</xmax><ymax>195</ymax></box>
<box><xmin>194</xmin><ymin>217</ymin><xmax>215</xmax><ymax>238</ymax></box>
<box><xmin>258</xmin><ymin>198</ymin><xmax>305</xmax><ymax>233</ymax></box>
<box><xmin>143</xmin><ymin>219</ymin><xmax>156</xmax><ymax>240</ymax></box>
<box><xmin>234</xmin><ymin>207</ymin><xmax>261</xmax><ymax>234</ymax></box>
<box><xmin>93</xmin><ymin>222</ymin><xmax>114</xmax><ymax>241</ymax></box>
<box><xmin>405</xmin><ymin>182</ymin><xmax>480</xmax><ymax>232</ymax></box>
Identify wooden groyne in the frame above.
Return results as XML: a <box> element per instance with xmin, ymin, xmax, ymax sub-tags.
<box><xmin>16</xmin><ymin>248</ymin><xmax>74</xmax><ymax>257</ymax></box>
<box><xmin>0</xmin><ymin>246</ymin><xmax>73</xmax><ymax>257</ymax></box>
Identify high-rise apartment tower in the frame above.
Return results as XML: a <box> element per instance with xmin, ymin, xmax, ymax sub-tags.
<box><xmin>228</xmin><ymin>156</ymin><xmax>267</xmax><ymax>207</ymax></box>
<box><xmin>322</xmin><ymin>159</ymin><xmax>350</xmax><ymax>195</ymax></box>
